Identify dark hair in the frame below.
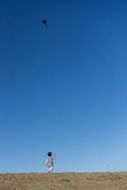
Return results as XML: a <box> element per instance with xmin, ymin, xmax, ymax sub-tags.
<box><xmin>47</xmin><ymin>152</ymin><xmax>52</xmax><ymax>157</ymax></box>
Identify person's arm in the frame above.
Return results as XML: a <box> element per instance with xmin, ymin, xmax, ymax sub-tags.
<box><xmin>53</xmin><ymin>153</ymin><xmax>56</xmax><ymax>160</ymax></box>
<box><xmin>45</xmin><ymin>159</ymin><xmax>48</xmax><ymax>166</ymax></box>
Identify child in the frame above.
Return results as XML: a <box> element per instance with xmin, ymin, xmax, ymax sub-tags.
<box><xmin>45</xmin><ymin>152</ymin><xmax>55</xmax><ymax>173</ymax></box>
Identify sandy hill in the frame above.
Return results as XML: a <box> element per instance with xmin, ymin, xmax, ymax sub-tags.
<box><xmin>0</xmin><ymin>172</ymin><xmax>127</xmax><ymax>190</ymax></box>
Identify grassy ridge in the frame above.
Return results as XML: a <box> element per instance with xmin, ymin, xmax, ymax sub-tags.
<box><xmin>0</xmin><ymin>172</ymin><xmax>127</xmax><ymax>190</ymax></box>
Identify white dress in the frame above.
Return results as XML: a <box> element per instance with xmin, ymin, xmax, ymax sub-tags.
<box><xmin>45</xmin><ymin>156</ymin><xmax>54</xmax><ymax>172</ymax></box>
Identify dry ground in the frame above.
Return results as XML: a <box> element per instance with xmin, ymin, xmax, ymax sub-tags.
<box><xmin>0</xmin><ymin>172</ymin><xmax>127</xmax><ymax>190</ymax></box>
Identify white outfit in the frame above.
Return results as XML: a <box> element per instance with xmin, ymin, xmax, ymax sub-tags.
<box><xmin>45</xmin><ymin>155</ymin><xmax>55</xmax><ymax>172</ymax></box>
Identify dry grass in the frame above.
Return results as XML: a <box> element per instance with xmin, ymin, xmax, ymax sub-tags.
<box><xmin>0</xmin><ymin>172</ymin><xmax>127</xmax><ymax>190</ymax></box>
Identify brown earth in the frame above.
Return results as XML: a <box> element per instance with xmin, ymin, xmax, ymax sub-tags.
<box><xmin>0</xmin><ymin>172</ymin><xmax>127</xmax><ymax>190</ymax></box>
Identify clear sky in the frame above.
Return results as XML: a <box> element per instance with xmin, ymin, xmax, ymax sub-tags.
<box><xmin>0</xmin><ymin>0</ymin><xmax>127</xmax><ymax>173</ymax></box>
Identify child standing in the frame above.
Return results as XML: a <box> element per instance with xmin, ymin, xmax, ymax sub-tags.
<box><xmin>45</xmin><ymin>152</ymin><xmax>55</xmax><ymax>173</ymax></box>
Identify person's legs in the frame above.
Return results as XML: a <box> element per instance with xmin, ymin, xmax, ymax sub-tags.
<box><xmin>48</xmin><ymin>166</ymin><xmax>53</xmax><ymax>173</ymax></box>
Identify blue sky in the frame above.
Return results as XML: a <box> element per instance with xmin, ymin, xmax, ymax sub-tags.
<box><xmin>0</xmin><ymin>0</ymin><xmax>127</xmax><ymax>173</ymax></box>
